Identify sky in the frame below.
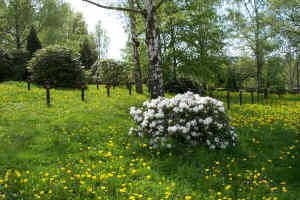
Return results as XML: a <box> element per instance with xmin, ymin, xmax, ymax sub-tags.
<box><xmin>65</xmin><ymin>0</ymin><xmax>128</xmax><ymax>59</ymax></box>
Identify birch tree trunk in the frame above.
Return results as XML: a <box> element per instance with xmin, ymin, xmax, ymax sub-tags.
<box><xmin>143</xmin><ymin>0</ymin><xmax>164</xmax><ymax>99</ymax></box>
<box><xmin>129</xmin><ymin>0</ymin><xmax>143</xmax><ymax>94</ymax></box>
<box><xmin>82</xmin><ymin>0</ymin><xmax>165</xmax><ymax>98</ymax></box>
<box><xmin>296</xmin><ymin>59</ymin><xmax>299</xmax><ymax>89</ymax></box>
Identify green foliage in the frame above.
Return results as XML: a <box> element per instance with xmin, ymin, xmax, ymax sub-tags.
<box><xmin>94</xmin><ymin>20</ymin><xmax>110</xmax><ymax>59</ymax></box>
<box><xmin>10</xmin><ymin>49</ymin><xmax>31</xmax><ymax>81</ymax></box>
<box><xmin>0</xmin><ymin>0</ymin><xmax>35</xmax><ymax>49</ymax></box>
<box><xmin>0</xmin><ymin>48</ymin><xmax>12</xmax><ymax>82</ymax></box>
<box><xmin>0</xmin><ymin>48</ymin><xmax>30</xmax><ymax>82</ymax></box>
<box><xmin>26</xmin><ymin>26</ymin><xmax>42</xmax><ymax>57</ymax></box>
<box><xmin>79</xmin><ymin>38</ymin><xmax>97</xmax><ymax>69</ymax></box>
<box><xmin>164</xmin><ymin>77</ymin><xmax>201</xmax><ymax>94</ymax></box>
<box><xmin>27</xmin><ymin>45</ymin><xmax>84</xmax><ymax>88</ymax></box>
<box><xmin>91</xmin><ymin>59</ymin><xmax>130</xmax><ymax>85</ymax></box>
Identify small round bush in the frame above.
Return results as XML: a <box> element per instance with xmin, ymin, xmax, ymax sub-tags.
<box><xmin>129</xmin><ymin>92</ymin><xmax>238</xmax><ymax>150</ymax></box>
<box><xmin>27</xmin><ymin>45</ymin><xmax>84</xmax><ymax>88</ymax></box>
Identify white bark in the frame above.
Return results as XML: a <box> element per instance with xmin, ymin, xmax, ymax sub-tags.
<box><xmin>143</xmin><ymin>0</ymin><xmax>164</xmax><ymax>98</ymax></box>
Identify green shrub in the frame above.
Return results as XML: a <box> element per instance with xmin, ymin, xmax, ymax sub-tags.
<box><xmin>27</xmin><ymin>45</ymin><xmax>84</xmax><ymax>88</ymax></box>
<box><xmin>164</xmin><ymin>77</ymin><xmax>201</xmax><ymax>94</ymax></box>
<box><xmin>91</xmin><ymin>59</ymin><xmax>130</xmax><ymax>85</ymax></box>
<box><xmin>0</xmin><ymin>48</ymin><xmax>12</xmax><ymax>82</ymax></box>
<box><xmin>10</xmin><ymin>49</ymin><xmax>30</xmax><ymax>81</ymax></box>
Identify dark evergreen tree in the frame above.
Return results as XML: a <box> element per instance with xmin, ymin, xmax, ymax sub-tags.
<box><xmin>79</xmin><ymin>38</ymin><xmax>97</xmax><ymax>69</ymax></box>
<box><xmin>26</xmin><ymin>26</ymin><xmax>42</xmax><ymax>57</ymax></box>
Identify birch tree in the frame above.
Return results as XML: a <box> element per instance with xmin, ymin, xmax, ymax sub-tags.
<box><xmin>94</xmin><ymin>20</ymin><xmax>110</xmax><ymax>59</ymax></box>
<box><xmin>128</xmin><ymin>0</ymin><xmax>143</xmax><ymax>94</ymax></box>
<box><xmin>82</xmin><ymin>0</ymin><xmax>168</xmax><ymax>99</ymax></box>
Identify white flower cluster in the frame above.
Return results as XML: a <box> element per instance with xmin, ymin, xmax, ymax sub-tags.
<box><xmin>129</xmin><ymin>92</ymin><xmax>238</xmax><ymax>150</ymax></box>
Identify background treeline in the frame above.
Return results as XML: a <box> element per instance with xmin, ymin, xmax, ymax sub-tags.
<box><xmin>0</xmin><ymin>0</ymin><xmax>299</xmax><ymax>94</ymax></box>
<box><xmin>121</xmin><ymin>0</ymin><xmax>299</xmax><ymax>94</ymax></box>
<box><xmin>0</xmin><ymin>0</ymin><xmax>110</xmax><ymax>84</ymax></box>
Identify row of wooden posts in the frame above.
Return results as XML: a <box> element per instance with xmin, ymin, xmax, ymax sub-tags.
<box><xmin>26</xmin><ymin>79</ymin><xmax>133</xmax><ymax>107</ymax></box>
<box><xmin>26</xmin><ymin>79</ymin><xmax>273</xmax><ymax>108</ymax></box>
<box><xmin>209</xmin><ymin>90</ymin><xmax>270</xmax><ymax>110</ymax></box>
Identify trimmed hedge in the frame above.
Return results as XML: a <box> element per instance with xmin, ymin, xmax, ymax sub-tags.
<box><xmin>27</xmin><ymin>45</ymin><xmax>84</xmax><ymax>88</ymax></box>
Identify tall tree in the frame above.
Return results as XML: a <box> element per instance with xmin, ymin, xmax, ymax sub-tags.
<box><xmin>162</xmin><ymin>0</ymin><xmax>226</xmax><ymax>87</ymax></box>
<box><xmin>26</xmin><ymin>26</ymin><xmax>42</xmax><ymax>57</ymax></box>
<box><xmin>129</xmin><ymin>0</ymin><xmax>143</xmax><ymax>94</ymax></box>
<box><xmin>0</xmin><ymin>0</ymin><xmax>34</xmax><ymax>49</ymax></box>
<box><xmin>94</xmin><ymin>20</ymin><xmax>110</xmax><ymax>59</ymax></box>
<box><xmin>229</xmin><ymin>0</ymin><xmax>277</xmax><ymax>91</ymax></box>
<box><xmin>270</xmin><ymin>0</ymin><xmax>299</xmax><ymax>89</ymax></box>
<box><xmin>82</xmin><ymin>0</ymin><xmax>167</xmax><ymax>99</ymax></box>
<box><xmin>79</xmin><ymin>38</ymin><xmax>97</xmax><ymax>69</ymax></box>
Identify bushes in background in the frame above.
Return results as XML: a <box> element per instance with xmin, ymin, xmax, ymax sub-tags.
<box><xmin>0</xmin><ymin>48</ymin><xmax>12</xmax><ymax>82</ymax></box>
<box><xmin>164</xmin><ymin>77</ymin><xmax>201</xmax><ymax>94</ymax></box>
<box><xmin>0</xmin><ymin>48</ymin><xmax>30</xmax><ymax>82</ymax></box>
<box><xmin>27</xmin><ymin>45</ymin><xmax>84</xmax><ymax>88</ymax></box>
<box><xmin>91</xmin><ymin>59</ymin><xmax>130</xmax><ymax>85</ymax></box>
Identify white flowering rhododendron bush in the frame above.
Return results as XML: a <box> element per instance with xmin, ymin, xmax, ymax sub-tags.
<box><xmin>129</xmin><ymin>92</ymin><xmax>238</xmax><ymax>150</ymax></box>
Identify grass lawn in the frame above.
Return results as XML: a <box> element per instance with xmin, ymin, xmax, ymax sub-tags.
<box><xmin>0</xmin><ymin>81</ymin><xmax>299</xmax><ymax>200</ymax></box>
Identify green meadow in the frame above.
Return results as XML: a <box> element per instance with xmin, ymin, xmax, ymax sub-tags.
<box><xmin>0</xmin><ymin>82</ymin><xmax>299</xmax><ymax>200</ymax></box>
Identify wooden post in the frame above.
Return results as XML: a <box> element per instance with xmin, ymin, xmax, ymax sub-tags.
<box><xmin>127</xmin><ymin>82</ymin><xmax>132</xmax><ymax>96</ymax></box>
<box><xmin>53</xmin><ymin>80</ymin><xmax>57</xmax><ymax>89</ymax></box>
<box><xmin>81</xmin><ymin>85</ymin><xmax>85</xmax><ymax>102</ymax></box>
<box><xmin>106</xmin><ymin>84</ymin><xmax>111</xmax><ymax>97</ymax></box>
<box><xmin>45</xmin><ymin>81</ymin><xmax>50</xmax><ymax>107</ymax></box>
<box><xmin>96</xmin><ymin>80</ymin><xmax>99</xmax><ymax>90</ymax></box>
<box><xmin>264</xmin><ymin>88</ymin><xmax>268</xmax><ymax>100</ymax></box>
<box><xmin>240</xmin><ymin>90</ymin><xmax>242</xmax><ymax>105</ymax></box>
<box><xmin>27</xmin><ymin>79</ymin><xmax>31</xmax><ymax>91</ymax></box>
<box><xmin>251</xmin><ymin>91</ymin><xmax>254</xmax><ymax>104</ymax></box>
<box><xmin>227</xmin><ymin>91</ymin><xmax>230</xmax><ymax>110</ymax></box>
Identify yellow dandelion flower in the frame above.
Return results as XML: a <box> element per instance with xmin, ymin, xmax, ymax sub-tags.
<box><xmin>282</xmin><ymin>187</ymin><xmax>287</xmax><ymax>192</ymax></box>
<box><xmin>225</xmin><ymin>185</ymin><xmax>231</xmax><ymax>190</ymax></box>
<box><xmin>185</xmin><ymin>196</ymin><xmax>192</xmax><ymax>200</ymax></box>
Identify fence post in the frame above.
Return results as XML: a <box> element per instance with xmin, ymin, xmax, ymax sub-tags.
<box><xmin>106</xmin><ymin>84</ymin><xmax>111</xmax><ymax>97</ymax></box>
<box><xmin>96</xmin><ymin>80</ymin><xmax>99</xmax><ymax>90</ymax></box>
<box><xmin>227</xmin><ymin>91</ymin><xmax>230</xmax><ymax>110</ymax></box>
<box><xmin>127</xmin><ymin>82</ymin><xmax>132</xmax><ymax>96</ymax></box>
<box><xmin>264</xmin><ymin>88</ymin><xmax>268</xmax><ymax>102</ymax></box>
<box><xmin>45</xmin><ymin>81</ymin><xmax>50</xmax><ymax>107</ymax></box>
<box><xmin>27</xmin><ymin>79</ymin><xmax>31</xmax><ymax>91</ymax></box>
<box><xmin>240</xmin><ymin>90</ymin><xmax>243</xmax><ymax>105</ymax></box>
<box><xmin>81</xmin><ymin>84</ymin><xmax>85</xmax><ymax>102</ymax></box>
<box><xmin>53</xmin><ymin>80</ymin><xmax>57</xmax><ymax>89</ymax></box>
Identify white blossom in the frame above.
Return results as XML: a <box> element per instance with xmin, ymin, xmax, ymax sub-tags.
<box><xmin>128</xmin><ymin>92</ymin><xmax>238</xmax><ymax>150</ymax></box>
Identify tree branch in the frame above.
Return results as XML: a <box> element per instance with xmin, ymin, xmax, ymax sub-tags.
<box><xmin>155</xmin><ymin>0</ymin><xmax>170</xmax><ymax>10</ymax></box>
<box><xmin>82</xmin><ymin>0</ymin><xmax>143</xmax><ymax>14</ymax></box>
<box><xmin>134</xmin><ymin>0</ymin><xmax>142</xmax><ymax>10</ymax></box>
